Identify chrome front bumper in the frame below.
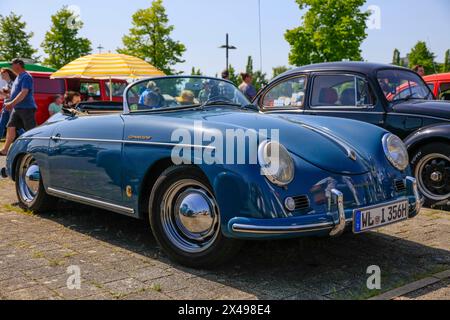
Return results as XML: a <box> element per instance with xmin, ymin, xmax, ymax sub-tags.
<box><xmin>231</xmin><ymin>176</ymin><xmax>423</xmax><ymax>237</ymax></box>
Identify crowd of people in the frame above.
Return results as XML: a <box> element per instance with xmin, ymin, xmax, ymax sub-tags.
<box><xmin>0</xmin><ymin>59</ymin><xmax>90</xmax><ymax>156</ymax></box>
<box><xmin>0</xmin><ymin>59</ymin><xmax>431</xmax><ymax>156</ymax></box>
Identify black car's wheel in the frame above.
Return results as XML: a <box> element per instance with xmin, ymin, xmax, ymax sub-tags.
<box><xmin>411</xmin><ymin>143</ymin><xmax>450</xmax><ymax>208</ymax></box>
<box><xmin>149</xmin><ymin>166</ymin><xmax>241</xmax><ymax>268</ymax></box>
<box><xmin>15</xmin><ymin>154</ymin><xmax>57</xmax><ymax>213</ymax></box>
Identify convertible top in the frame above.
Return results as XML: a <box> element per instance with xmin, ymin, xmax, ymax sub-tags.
<box><xmin>76</xmin><ymin>101</ymin><xmax>123</xmax><ymax>114</ymax></box>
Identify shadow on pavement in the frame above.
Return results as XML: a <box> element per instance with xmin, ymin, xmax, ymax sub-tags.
<box><xmin>26</xmin><ymin>199</ymin><xmax>450</xmax><ymax>300</ymax></box>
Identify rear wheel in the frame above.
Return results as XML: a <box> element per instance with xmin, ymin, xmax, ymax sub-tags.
<box><xmin>149</xmin><ymin>166</ymin><xmax>241</xmax><ymax>268</ymax></box>
<box><xmin>411</xmin><ymin>143</ymin><xmax>450</xmax><ymax>208</ymax></box>
<box><xmin>15</xmin><ymin>154</ymin><xmax>57</xmax><ymax>213</ymax></box>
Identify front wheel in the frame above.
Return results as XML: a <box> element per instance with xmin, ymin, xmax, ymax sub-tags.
<box><xmin>149</xmin><ymin>166</ymin><xmax>241</xmax><ymax>268</ymax></box>
<box><xmin>15</xmin><ymin>154</ymin><xmax>57</xmax><ymax>213</ymax></box>
<box><xmin>411</xmin><ymin>143</ymin><xmax>450</xmax><ymax>208</ymax></box>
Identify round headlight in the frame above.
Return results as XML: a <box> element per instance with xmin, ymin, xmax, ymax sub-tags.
<box><xmin>382</xmin><ymin>134</ymin><xmax>409</xmax><ymax>171</ymax></box>
<box><xmin>258</xmin><ymin>140</ymin><xmax>295</xmax><ymax>187</ymax></box>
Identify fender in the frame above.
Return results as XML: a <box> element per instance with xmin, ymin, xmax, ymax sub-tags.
<box><xmin>404</xmin><ymin>123</ymin><xmax>450</xmax><ymax>151</ymax></box>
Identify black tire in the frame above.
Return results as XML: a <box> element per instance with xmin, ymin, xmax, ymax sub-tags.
<box><xmin>410</xmin><ymin>142</ymin><xmax>450</xmax><ymax>208</ymax></box>
<box><xmin>15</xmin><ymin>154</ymin><xmax>57</xmax><ymax>213</ymax></box>
<box><xmin>149</xmin><ymin>166</ymin><xmax>241</xmax><ymax>269</ymax></box>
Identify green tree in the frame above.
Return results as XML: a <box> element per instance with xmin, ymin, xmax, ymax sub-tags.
<box><xmin>407</xmin><ymin>41</ymin><xmax>436</xmax><ymax>75</ymax></box>
<box><xmin>252</xmin><ymin>70</ymin><xmax>268</xmax><ymax>92</ymax></box>
<box><xmin>392</xmin><ymin>49</ymin><xmax>401</xmax><ymax>66</ymax></box>
<box><xmin>442</xmin><ymin>49</ymin><xmax>449</xmax><ymax>73</ymax></box>
<box><xmin>272</xmin><ymin>66</ymin><xmax>290</xmax><ymax>78</ymax></box>
<box><xmin>285</xmin><ymin>0</ymin><xmax>369</xmax><ymax>66</ymax></box>
<box><xmin>118</xmin><ymin>0</ymin><xmax>186</xmax><ymax>75</ymax></box>
<box><xmin>227</xmin><ymin>65</ymin><xmax>239</xmax><ymax>86</ymax></box>
<box><xmin>191</xmin><ymin>67</ymin><xmax>202</xmax><ymax>75</ymax></box>
<box><xmin>246</xmin><ymin>56</ymin><xmax>254</xmax><ymax>75</ymax></box>
<box><xmin>41</xmin><ymin>6</ymin><xmax>92</xmax><ymax>69</ymax></box>
<box><xmin>0</xmin><ymin>13</ymin><xmax>37</xmax><ymax>61</ymax></box>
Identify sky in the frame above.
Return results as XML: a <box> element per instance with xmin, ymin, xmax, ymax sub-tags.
<box><xmin>1</xmin><ymin>0</ymin><xmax>449</xmax><ymax>78</ymax></box>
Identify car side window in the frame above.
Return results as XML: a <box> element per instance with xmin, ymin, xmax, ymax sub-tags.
<box><xmin>311</xmin><ymin>75</ymin><xmax>374</xmax><ymax>108</ymax></box>
<box><xmin>439</xmin><ymin>82</ymin><xmax>450</xmax><ymax>101</ymax></box>
<box><xmin>262</xmin><ymin>76</ymin><xmax>306</xmax><ymax>109</ymax></box>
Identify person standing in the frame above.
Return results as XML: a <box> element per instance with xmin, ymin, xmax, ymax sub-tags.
<box><xmin>413</xmin><ymin>65</ymin><xmax>425</xmax><ymax>77</ymax></box>
<box><xmin>238</xmin><ymin>73</ymin><xmax>257</xmax><ymax>101</ymax></box>
<box><xmin>221</xmin><ymin>70</ymin><xmax>230</xmax><ymax>80</ymax></box>
<box><xmin>0</xmin><ymin>68</ymin><xmax>17</xmax><ymax>140</ymax></box>
<box><xmin>0</xmin><ymin>59</ymin><xmax>37</xmax><ymax>156</ymax></box>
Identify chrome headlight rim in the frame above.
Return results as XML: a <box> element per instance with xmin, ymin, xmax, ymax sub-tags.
<box><xmin>382</xmin><ymin>133</ymin><xmax>409</xmax><ymax>171</ymax></box>
<box><xmin>258</xmin><ymin>140</ymin><xmax>295</xmax><ymax>187</ymax></box>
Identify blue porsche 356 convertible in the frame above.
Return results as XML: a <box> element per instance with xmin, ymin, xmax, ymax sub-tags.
<box><xmin>2</xmin><ymin>76</ymin><xmax>423</xmax><ymax>268</ymax></box>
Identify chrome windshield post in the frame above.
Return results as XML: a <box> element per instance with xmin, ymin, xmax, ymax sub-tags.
<box><xmin>329</xmin><ymin>189</ymin><xmax>346</xmax><ymax>237</ymax></box>
<box><xmin>406</xmin><ymin>176</ymin><xmax>423</xmax><ymax>214</ymax></box>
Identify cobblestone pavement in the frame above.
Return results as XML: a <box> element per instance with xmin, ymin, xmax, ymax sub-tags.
<box><xmin>0</xmin><ymin>157</ymin><xmax>449</xmax><ymax>300</ymax></box>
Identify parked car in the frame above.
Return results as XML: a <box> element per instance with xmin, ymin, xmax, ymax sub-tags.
<box><xmin>423</xmin><ymin>73</ymin><xmax>450</xmax><ymax>101</ymax></box>
<box><xmin>254</xmin><ymin>62</ymin><xmax>450</xmax><ymax>208</ymax></box>
<box><xmin>0</xmin><ymin>71</ymin><xmax>127</xmax><ymax>125</ymax></box>
<box><xmin>2</xmin><ymin>76</ymin><xmax>423</xmax><ymax>267</ymax></box>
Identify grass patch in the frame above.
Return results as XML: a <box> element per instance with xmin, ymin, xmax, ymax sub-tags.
<box><xmin>3</xmin><ymin>204</ymin><xmax>34</xmax><ymax>216</ymax></box>
<box><xmin>32</xmin><ymin>251</ymin><xmax>45</xmax><ymax>259</ymax></box>
<box><xmin>150</xmin><ymin>283</ymin><xmax>162</xmax><ymax>292</ymax></box>
<box><xmin>48</xmin><ymin>259</ymin><xmax>65</xmax><ymax>267</ymax></box>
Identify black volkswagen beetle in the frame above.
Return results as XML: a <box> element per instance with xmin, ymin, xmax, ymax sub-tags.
<box><xmin>254</xmin><ymin>62</ymin><xmax>450</xmax><ymax>208</ymax></box>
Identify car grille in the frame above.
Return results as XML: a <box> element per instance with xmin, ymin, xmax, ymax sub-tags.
<box><xmin>293</xmin><ymin>195</ymin><xmax>310</xmax><ymax>211</ymax></box>
<box><xmin>394</xmin><ymin>179</ymin><xmax>406</xmax><ymax>193</ymax></box>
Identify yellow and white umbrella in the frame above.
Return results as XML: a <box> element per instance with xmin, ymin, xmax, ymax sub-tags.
<box><xmin>51</xmin><ymin>53</ymin><xmax>165</xmax><ymax>100</ymax></box>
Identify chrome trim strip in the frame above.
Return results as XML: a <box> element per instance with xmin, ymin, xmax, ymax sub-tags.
<box><xmin>329</xmin><ymin>189</ymin><xmax>346</xmax><ymax>237</ymax></box>
<box><xmin>47</xmin><ymin>187</ymin><xmax>135</xmax><ymax>216</ymax></box>
<box><xmin>232</xmin><ymin>221</ymin><xmax>334</xmax><ymax>235</ymax></box>
<box><xmin>389</xmin><ymin>113</ymin><xmax>448</xmax><ymax>122</ymax></box>
<box><xmin>18</xmin><ymin>137</ymin><xmax>215</xmax><ymax>150</ymax></box>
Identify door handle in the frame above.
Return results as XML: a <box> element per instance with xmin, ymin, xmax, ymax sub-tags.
<box><xmin>51</xmin><ymin>134</ymin><xmax>61</xmax><ymax>142</ymax></box>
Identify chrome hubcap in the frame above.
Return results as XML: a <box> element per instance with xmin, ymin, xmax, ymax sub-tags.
<box><xmin>161</xmin><ymin>179</ymin><xmax>220</xmax><ymax>253</ymax></box>
<box><xmin>18</xmin><ymin>155</ymin><xmax>40</xmax><ymax>203</ymax></box>
<box><xmin>415</xmin><ymin>153</ymin><xmax>450</xmax><ymax>201</ymax></box>
<box><xmin>430</xmin><ymin>171</ymin><xmax>443</xmax><ymax>183</ymax></box>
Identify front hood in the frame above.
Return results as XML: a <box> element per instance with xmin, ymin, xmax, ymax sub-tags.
<box><xmin>162</xmin><ymin>108</ymin><xmax>381</xmax><ymax>175</ymax></box>
<box><xmin>392</xmin><ymin>100</ymin><xmax>450</xmax><ymax>120</ymax></box>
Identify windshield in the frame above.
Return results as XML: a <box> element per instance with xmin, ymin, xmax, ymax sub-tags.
<box><xmin>105</xmin><ymin>82</ymin><xmax>127</xmax><ymax>98</ymax></box>
<box><xmin>377</xmin><ymin>69</ymin><xmax>433</xmax><ymax>102</ymax></box>
<box><xmin>126</xmin><ymin>77</ymin><xmax>250</xmax><ymax>112</ymax></box>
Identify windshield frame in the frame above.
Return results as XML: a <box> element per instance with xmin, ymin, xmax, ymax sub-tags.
<box><xmin>376</xmin><ymin>68</ymin><xmax>435</xmax><ymax>106</ymax></box>
<box><xmin>123</xmin><ymin>75</ymin><xmax>250</xmax><ymax>114</ymax></box>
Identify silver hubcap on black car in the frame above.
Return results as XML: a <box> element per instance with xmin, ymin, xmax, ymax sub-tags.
<box><xmin>18</xmin><ymin>155</ymin><xmax>40</xmax><ymax>203</ymax></box>
<box><xmin>415</xmin><ymin>153</ymin><xmax>450</xmax><ymax>201</ymax></box>
<box><xmin>161</xmin><ymin>179</ymin><xmax>220</xmax><ymax>253</ymax></box>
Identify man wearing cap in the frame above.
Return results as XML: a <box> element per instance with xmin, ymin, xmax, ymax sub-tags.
<box><xmin>0</xmin><ymin>59</ymin><xmax>37</xmax><ymax>156</ymax></box>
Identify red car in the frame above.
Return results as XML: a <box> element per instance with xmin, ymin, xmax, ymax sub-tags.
<box><xmin>423</xmin><ymin>73</ymin><xmax>450</xmax><ymax>101</ymax></box>
<box><xmin>1</xmin><ymin>72</ymin><xmax>127</xmax><ymax>125</ymax></box>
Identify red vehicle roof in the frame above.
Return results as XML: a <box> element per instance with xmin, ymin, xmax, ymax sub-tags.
<box><xmin>423</xmin><ymin>73</ymin><xmax>450</xmax><ymax>82</ymax></box>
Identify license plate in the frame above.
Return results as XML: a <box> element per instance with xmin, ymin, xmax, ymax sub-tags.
<box><xmin>353</xmin><ymin>199</ymin><xmax>409</xmax><ymax>234</ymax></box>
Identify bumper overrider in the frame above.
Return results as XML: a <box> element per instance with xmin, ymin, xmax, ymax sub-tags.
<box><xmin>228</xmin><ymin>176</ymin><xmax>424</xmax><ymax>239</ymax></box>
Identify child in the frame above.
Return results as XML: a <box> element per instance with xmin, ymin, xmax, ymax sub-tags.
<box><xmin>48</xmin><ymin>94</ymin><xmax>64</xmax><ymax>116</ymax></box>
